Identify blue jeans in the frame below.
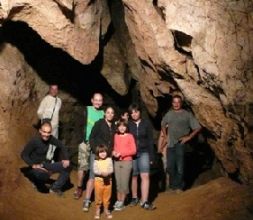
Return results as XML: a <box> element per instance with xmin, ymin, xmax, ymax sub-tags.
<box><xmin>132</xmin><ymin>152</ymin><xmax>150</xmax><ymax>176</ymax></box>
<box><xmin>30</xmin><ymin>162</ymin><xmax>70</xmax><ymax>190</ymax></box>
<box><xmin>167</xmin><ymin>143</ymin><xmax>185</xmax><ymax>190</ymax></box>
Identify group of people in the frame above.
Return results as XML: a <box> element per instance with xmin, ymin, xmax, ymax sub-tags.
<box><xmin>21</xmin><ymin>84</ymin><xmax>202</xmax><ymax>219</ymax></box>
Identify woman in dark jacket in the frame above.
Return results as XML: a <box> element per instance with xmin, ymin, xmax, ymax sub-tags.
<box><xmin>89</xmin><ymin>106</ymin><xmax>116</xmax><ymax>154</ymax></box>
<box><xmin>128</xmin><ymin>103</ymin><xmax>155</xmax><ymax>210</ymax></box>
<box><xmin>83</xmin><ymin>106</ymin><xmax>116</xmax><ymax>212</ymax></box>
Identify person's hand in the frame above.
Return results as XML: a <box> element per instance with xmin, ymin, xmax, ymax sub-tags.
<box><xmin>62</xmin><ymin>160</ymin><xmax>70</xmax><ymax>168</ymax></box>
<box><xmin>179</xmin><ymin>135</ymin><xmax>191</xmax><ymax>144</ymax></box>
<box><xmin>113</xmin><ymin>151</ymin><xmax>121</xmax><ymax>158</ymax></box>
<box><xmin>32</xmin><ymin>164</ymin><xmax>48</xmax><ymax>172</ymax></box>
<box><xmin>101</xmin><ymin>172</ymin><xmax>108</xmax><ymax>177</ymax></box>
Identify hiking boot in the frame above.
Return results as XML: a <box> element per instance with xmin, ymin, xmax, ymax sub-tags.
<box><xmin>82</xmin><ymin>199</ymin><xmax>91</xmax><ymax>212</ymax></box>
<box><xmin>129</xmin><ymin>198</ymin><xmax>139</xmax><ymax>207</ymax></box>
<box><xmin>73</xmin><ymin>187</ymin><xmax>83</xmax><ymax>200</ymax></box>
<box><xmin>141</xmin><ymin>201</ymin><xmax>156</xmax><ymax>210</ymax></box>
<box><xmin>49</xmin><ymin>188</ymin><xmax>63</xmax><ymax>197</ymax></box>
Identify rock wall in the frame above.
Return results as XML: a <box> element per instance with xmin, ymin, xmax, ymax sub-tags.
<box><xmin>0</xmin><ymin>0</ymin><xmax>252</xmax><ymax>183</ymax></box>
<box><xmin>121</xmin><ymin>0</ymin><xmax>253</xmax><ymax>182</ymax></box>
<box><xmin>0</xmin><ymin>43</ymin><xmax>42</xmax><ymax>195</ymax></box>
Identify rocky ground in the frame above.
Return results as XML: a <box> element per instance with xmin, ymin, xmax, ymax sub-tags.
<box><xmin>1</xmin><ymin>165</ymin><xmax>253</xmax><ymax>220</ymax></box>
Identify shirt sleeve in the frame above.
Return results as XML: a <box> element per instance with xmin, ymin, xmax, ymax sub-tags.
<box><xmin>89</xmin><ymin>120</ymin><xmax>101</xmax><ymax>153</ymax></box>
<box><xmin>93</xmin><ymin>160</ymin><xmax>101</xmax><ymax>175</ymax></box>
<box><xmin>113</xmin><ymin>134</ymin><xmax>118</xmax><ymax>152</ymax></box>
<box><xmin>107</xmin><ymin>158</ymin><xmax>113</xmax><ymax>174</ymax></box>
<box><xmin>189</xmin><ymin>112</ymin><xmax>201</xmax><ymax>130</ymax></box>
<box><xmin>161</xmin><ymin>112</ymin><xmax>169</xmax><ymax>127</ymax></box>
<box><xmin>52</xmin><ymin>137</ymin><xmax>69</xmax><ymax>160</ymax></box>
<box><xmin>146</xmin><ymin>121</ymin><xmax>155</xmax><ymax>162</ymax></box>
<box><xmin>37</xmin><ymin>96</ymin><xmax>47</xmax><ymax>119</ymax></box>
<box><xmin>21</xmin><ymin>139</ymin><xmax>36</xmax><ymax>166</ymax></box>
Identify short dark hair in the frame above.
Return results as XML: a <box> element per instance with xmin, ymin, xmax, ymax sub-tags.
<box><xmin>172</xmin><ymin>95</ymin><xmax>183</xmax><ymax>102</ymax></box>
<box><xmin>128</xmin><ymin>103</ymin><xmax>142</xmax><ymax>114</ymax></box>
<box><xmin>116</xmin><ymin>119</ymin><xmax>129</xmax><ymax>133</ymax></box>
<box><xmin>95</xmin><ymin>144</ymin><xmax>109</xmax><ymax>160</ymax></box>
<box><xmin>120</xmin><ymin>109</ymin><xmax>129</xmax><ymax>117</ymax></box>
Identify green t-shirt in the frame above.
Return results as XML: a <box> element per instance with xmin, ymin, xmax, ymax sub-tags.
<box><xmin>85</xmin><ymin>106</ymin><xmax>104</xmax><ymax>141</ymax></box>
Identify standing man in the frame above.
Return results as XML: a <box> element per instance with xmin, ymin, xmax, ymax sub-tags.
<box><xmin>74</xmin><ymin>93</ymin><xmax>104</xmax><ymax>201</ymax></box>
<box><xmin>21</xmin><ymin>122</ymin><xmax>70</xmax><ymax>196</ymax></box>
<box><xmin>161</xmin><ymin>95</ymin><xmax>201</xmax><ymax>193</ymax></box>
<box><xmin>37</xmin><ymin>84</ymin><xmax>62</xmax><ymax>138</ymax></box>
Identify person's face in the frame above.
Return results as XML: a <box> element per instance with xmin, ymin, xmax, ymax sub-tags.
<box><xmin>121</xmin><ymin>112</ymin><xmax>129</xmax><ymax>121</ymax></box>
<box><xmin>99</xmin><ymin>151</ymin><xmax>107</xmax><ymax>159</ymax></box>
<box><xmin>118</xmin><ymin>124</ymin><xmax>127</xmax><ymax>134</ymax></box>
<box><xmin>91</xmin><ymin>93</ymin><xmax>103</xmax><ymax>109</ymax></box>
<box><xmin>172</xmin><ymin>97</ymin><xmax>182</xmax><ymax>111</ymax></box>
<box><xmin>39</xmin><ymin>125</ymin><xmax>52</xmax><ymax>141</ymax></box>
<box><xmin>49</xmin><ymin>85</ymin><xmax>58</xmax><ymax>97</ymax></box>
<box><xmin>130</xmin><ymin>110</ymin><xmax>141</xmax><ymax>121</ymax></box>
<box><xmin>105</xmin><ymin>107</ymin><xmax>114</xmax><ymax>122</ymax></box>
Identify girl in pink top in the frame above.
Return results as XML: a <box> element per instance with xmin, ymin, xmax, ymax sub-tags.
<box><xmin>113</xmin><ymin>119</ymin><xmax>136</xmax><ymax>211</ymax></box>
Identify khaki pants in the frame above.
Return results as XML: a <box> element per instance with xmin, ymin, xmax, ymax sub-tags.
<box><xmin>114</xmin><ymin>160</ymin><xmax>132</xmax><ymax>194</ymax></box>
<box><xmin>78</xmin><ymin>142</ymin><xmax>90</xmax><ymax>171</ymax></box>
<box><xmin>94</xmin><ymin>178</ymin><xmax>112</xmax><ymax>209</ymax></box>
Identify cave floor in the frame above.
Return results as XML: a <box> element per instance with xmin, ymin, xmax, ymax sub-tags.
<box><xmin>1</xmin><ymin>168</ymin><xmax>253</xmax><ymax>220</ymax></box>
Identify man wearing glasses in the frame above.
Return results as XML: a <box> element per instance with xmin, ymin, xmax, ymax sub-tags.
<box><xmin>21</xmin><ymin>122</ymin><xmax>70</xmax><ymax>196</ymax></box>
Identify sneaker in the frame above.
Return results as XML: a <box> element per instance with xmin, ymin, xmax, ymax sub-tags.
<box><xmin>82</xmin><ymin>199</ymin><xmax>91</xmax><ymax>212</ymax></box>
<box><xmin>49</xmin><ymin>188</ymin><xmax>63</xmax><ymax>197</ymax></box>
<box><xmin>114</xmin><ymin>201</ymin><xmax>124</xmax><ymax>211</ymax></box>
<box><xmin>129</xmin><ymin>198</ymin><xmax>139</xmax><ymax>207</ymax></box>
<box><xmin>105</xmin><ymin>211</ymin><xmax>112</xmax><ymax>219</ymax></box>
<box><xmin>113</xmin><ymin>201</ymin><xmax>120</xmax><ymax>208</ymax></box>
<box><xmin>73</xmin><ymin>187</ymin><xmax>83</xmax><ymax>200</ymax></box>
<box><xmin>141</xmin><ymin>201</ymin><xmax>156</xmax><ymax>210</ymax></box>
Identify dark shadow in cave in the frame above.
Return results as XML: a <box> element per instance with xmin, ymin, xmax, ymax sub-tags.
<box><xmin>0</xmin><ymin>20</ymin><xmax>133</xmax><ymax>109</ymax></box>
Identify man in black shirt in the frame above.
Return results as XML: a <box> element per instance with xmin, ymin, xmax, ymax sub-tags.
<box><xmin>21</xmin><ymin>122</ymin><xmax>70</xmax><ymax>195</ymax></box>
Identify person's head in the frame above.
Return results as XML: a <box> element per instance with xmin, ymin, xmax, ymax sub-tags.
<box><xmin>49</xmin><ymin>85</ymin><xmax>58</xmax><ymax>97</ymax></box>
<box><xmin>128</xmin><ymin>103</ymin><xmax>142</xmax><ymax>122</ymax></box>
<box><xmin>39</xmin><ymin>122</ymin><xmax>52</xmax><ymax>141</ymax></box>
<box><xmin>116</xmin><ymin>119</ymin><xmax>129</xmax><ymax>134</ymax></box>
<box><xmin>120</xmin><ymin>110</ymin><xmax>129</xmax><ymax>122</ymax></box>
<box><xmin>91</xmin><ymin>93</ymin><xmax>103</xmax><ymax>109</ymax></box>
<box><xmin>172</xmin><ymin>95</ymin><xmax>183</xmax><ymax>111</ymax></box>
<box><xmin>95</xmin><ymin>144</ymin><xmax>109</xmax><ymax>160</ymax></box>
<box><xmin>104</xmin><ymin>106</ymin><xmax>115</xmax><ymax>122</ymax></box>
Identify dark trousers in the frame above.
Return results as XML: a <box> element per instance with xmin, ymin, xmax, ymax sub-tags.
<box><xmin>29</xmin><ymin>162</ymin><xmax>70</xmax><ymax>190</ymax></box>
<box><xmin>167</xmin><ymin>143</ymin><xmax>185</xmax><ymax>190</ymax></box>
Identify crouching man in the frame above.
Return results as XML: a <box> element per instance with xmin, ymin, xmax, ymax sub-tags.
<box><xmin>21</xmin><ymin>121</ymin><xmax>70</xmax><ymax>196</ymax></box>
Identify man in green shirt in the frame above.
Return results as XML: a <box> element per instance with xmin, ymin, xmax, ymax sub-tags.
<box><xmin>74</xmin><ymin>93</ymin><xmax>104</xmax><ymax>200</ymax></box>
<box><xmin>161</xmin><ymin>95</ymin><xmax>201</xmax><ymax>193</ymax></box>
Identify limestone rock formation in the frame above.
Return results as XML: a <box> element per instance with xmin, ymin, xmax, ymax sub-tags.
<box><xmin>0</xmin><ymin>0</ymin><xmax>253</xmax><ymax>185</ymax></box>
<box><xmin>122</xmin><ymin>0</ymin><xmax>253</xmax><ymax>182</ymax></box>
<box><xmin>0</xmin><ymin>0</ymin><xmax>106</xmax><ymax>64</ymax></box>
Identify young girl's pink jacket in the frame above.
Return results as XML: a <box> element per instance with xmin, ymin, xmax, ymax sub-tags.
<box><xmin>113</xmin><ymin>133</ymin><xmax>137</xmax><ymax>161</ymax></box>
